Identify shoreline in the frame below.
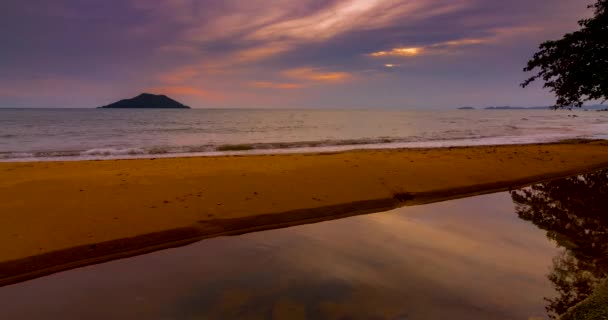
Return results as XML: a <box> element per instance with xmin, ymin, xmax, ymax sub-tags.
<box><xmin>2</xmin><ymin>141</ymin><xmax>608</xmax><ymax>286</ymax></box>
<box><xmin>0</xmin><ymin>137</ymin><xmax>601</xmax><ymax>163</ymax></box>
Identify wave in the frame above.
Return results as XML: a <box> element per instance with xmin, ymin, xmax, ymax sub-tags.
<box><xmin>0</xmin><ymin>133</ymin><xmax>593</xmax><ymax>162</ymax></box>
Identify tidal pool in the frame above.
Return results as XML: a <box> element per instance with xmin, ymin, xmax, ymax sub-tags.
<box><xmin>1</xmin><ymin>170</ymin><xmax>606</xmax><ymax>319</ymax></box>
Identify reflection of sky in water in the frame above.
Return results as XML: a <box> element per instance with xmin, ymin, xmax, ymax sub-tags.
<box><xmin>0</xmin><ymin>193</ymin><xmax>558</xmax><ymax>320</ymax></box>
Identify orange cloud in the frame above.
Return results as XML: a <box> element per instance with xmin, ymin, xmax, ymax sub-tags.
<box><xmin>147</xmin><ymin>86</ymin><xmax>221</xmax><ymax>100</ymax></box>
<box><xmin>249</xmin><ymin>81</ymin><xmax>304</xmax><ymax>89</ymax></box>
<box><xmin>283</xmin><ymin>68</ymin><xmax>353</xmax><ymax>82</ymax></box>
<box><xmin>370</xmin><ymin>47</ymin><xmax>422</xmax><ymax>57</ymax></box>
<box><xmin>156</xmin><ymin>68</ymin><xmax>201</xmax><ymax>83</ymax></box>
<box><xmin>369</xmin><ymin>38</ymin><xmax>487</xmax><ymax>58</ymax></box>
<box><xmin>234</xmin><ymin>43</ymin><xmax>291</xmax><ymax>63</ymax></box>
<box><xmin>154</xmin><ymin>42</ymin><xmax>290</xmax><ymax>87</ymax></box>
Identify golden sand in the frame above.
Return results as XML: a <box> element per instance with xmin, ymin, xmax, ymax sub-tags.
<box><xmin>1</xmin><ymin>141</ymin><xmax>608</xmax><ymax>285</ymax></box>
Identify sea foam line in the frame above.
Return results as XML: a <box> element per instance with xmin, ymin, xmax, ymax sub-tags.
<box><xmin>0</xmin><ymin>133</ymin><xmax>596</xmax><ymax>162</ymax></box>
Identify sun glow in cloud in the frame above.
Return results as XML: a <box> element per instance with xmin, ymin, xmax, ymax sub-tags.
<box><xmin>283</xmin><ymin>68</ymin><xmax>353</xmax><ymax>82</ymax></box>
<box><xmin>371</xmin><ymin>47</ymin><xmax>422</xmax><ymax>57</ymax></box>
<box><xmin>370</xmin><ymin>38</ymin><xmax>488</xmax><ymax>58</ymax></box>
<box><xmin>250</xmin><ymin>81</ymin><xmax>304</xmax><ymax>89</ymax></box>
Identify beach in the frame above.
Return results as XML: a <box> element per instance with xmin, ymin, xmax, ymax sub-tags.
<box><xmin>1</xmin><ymin>140</ymin><xmax>608</xmax><ymax>286</ymax></box>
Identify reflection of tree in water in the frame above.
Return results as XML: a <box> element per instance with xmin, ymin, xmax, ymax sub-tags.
<box><xmin>511</xmin><ymin>170</ymin><xmax>608</xmax><ymax>319</ymax></box>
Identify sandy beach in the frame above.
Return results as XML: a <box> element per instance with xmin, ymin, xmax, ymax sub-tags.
<box><xmin>2</xmin><ymin>141</ymin><xmax>608</xmax><ymax>286</ymax></box>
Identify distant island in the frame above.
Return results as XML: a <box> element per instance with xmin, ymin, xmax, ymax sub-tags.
<box><xmin>484</xmin><ymin>106</ymin><xmax>549</xmax><ymax>110</ymax></box>
<box><xmin>98</xmin><ymin>93</ymin><xmax>190</xmax><ymax>109</ymax></box>
<box><xmin>457</xmin><ymin>104</ymin><xmax>606</xmax><ymax>110</ymax></box>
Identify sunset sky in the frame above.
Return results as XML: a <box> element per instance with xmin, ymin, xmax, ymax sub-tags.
<box><xmin>0</xmin><ymin>0</ymin><xmax>593</xmax><ymax>108</ymax></box>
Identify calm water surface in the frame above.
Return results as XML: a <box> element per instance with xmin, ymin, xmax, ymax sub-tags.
<box><xmin>0</xmin><ymin>171</ymin><xmax>606</xmax><ymax>319</ymax></box>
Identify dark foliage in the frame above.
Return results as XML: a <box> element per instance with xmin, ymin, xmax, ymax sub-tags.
<box><xmin>522</xmin><ymin>0</ymin><xmax>608</xmax><ymax>108</ymax></box>
<box><xmin>510</xmin><ymin>170</ymin><xmax>608</xmax><ymax>318</ymax></box>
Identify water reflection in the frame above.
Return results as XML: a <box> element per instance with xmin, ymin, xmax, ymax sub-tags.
<box><xmin>0</xmin><ymin>193</ymin><xmax>556</xmax><ymax>320</ymax></box>
<box><xmin>511</xmin><ymin>169</ymin><xmax>608</xmax><ymax>319</ymax></box>
<box><xmin>1</xmin><ymin>170</ymin><xmax>607</xmax><ymax>319</ymax></box>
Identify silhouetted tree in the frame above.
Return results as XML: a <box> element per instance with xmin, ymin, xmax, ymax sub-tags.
<box><xmin>522</xmin><ymin>0</ymin><xmax>608</xmax><ymax>108</ymax></box>
<box><xmin>511</xmin><ymin>170</ymin><xmax>608</xmax><ymax>318</ymax></box>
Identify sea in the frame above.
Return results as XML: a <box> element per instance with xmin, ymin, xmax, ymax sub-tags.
<box><xmin>1</xmin><ymin>108</ymin><xmax>607</xmax><ymax>162</ymax></box>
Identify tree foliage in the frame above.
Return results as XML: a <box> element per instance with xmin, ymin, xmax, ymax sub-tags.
<box><xmin>522</xmin><ymin>0</ymin><xmax>608</xmax><ymax>108</ymax></box>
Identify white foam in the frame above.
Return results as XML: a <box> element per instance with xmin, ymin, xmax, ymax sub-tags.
<box><xmin>0</xmin><ymin>133</ymin><xmax>592</xmax><ymax>162</ymax></box>
<box><xmin>82</xmin><ymin>148</ymin><xmax>146</xmax><ymax>156</ymax></box>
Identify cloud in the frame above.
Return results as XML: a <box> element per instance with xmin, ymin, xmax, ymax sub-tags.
<box><xmin>246</xmin><ymin>0</ymin><xmax>387</xmax><ymax>42</ymax></box>
<box><xmin>147</xmin><ymin>86</ymin><xmax>221</xmax><ymax>100</ymax></box>
<box><xmin>233</xmin><ymin>43</ymin><xmax>292</xmax><ymax>64</ymax></box>
<box><xmin>129</xmin><ymin>0</ymin><xmax>495</xmax><ymax>101</ymax></box>
<box><xmin>367</xmin><ymin>30</ymin><xmax>535</xmax><ymax>59</ymax></box>
<box><xmin>369</xmin><ymin>37</ymin><xmax>491</xmax><ymax>58</ymax></box>
<box><xmin>283</xmin><ymin>68</ymin><xmax>353</xmax><ymax>82</ymax></box>
<box><xmin>249</xmin><ymin>81</ymin><xmax>304</xmax><ymax>89</ymax></box>
<box><xmin>244</xmin><ymin>0</ymin><xmax>475</xmax><ymax>43</ymax></box>
<box><xmin>156</xmin><ymin>68</ymin><xmax>201</xmax><ymax>83</ymax></box>
<box><xmin>370</xmin><ymin>47</ymin><xmax>423</xmax><ymax>57</ymax></box>
<box><xmin>144</xmin><ymin>0</ymin><xmax>479</xmax><ymax>72</ymax></box>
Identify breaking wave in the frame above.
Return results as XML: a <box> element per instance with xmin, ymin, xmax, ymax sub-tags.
<box><xmin>0</xmin><ymin>134</ymin><xmax>582</xmax><ymax>162</ymax></box>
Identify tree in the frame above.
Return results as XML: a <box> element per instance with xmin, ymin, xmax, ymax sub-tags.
<box><xmin>522</xmin><ymin>0</ymin><xmax>608</xmax><ymax>108</ymax></box>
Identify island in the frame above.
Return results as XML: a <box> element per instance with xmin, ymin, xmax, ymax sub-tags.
<box><xmin>458</xmin><ymin>107</ymin><xmax>475</xmax><ymax>110</ymax></box>
<box><xmin>484</xmin><ymin>106</ymin><xmax>549</xmax><ymax>110</ymax></box>
<box><xmin>98</xmin><ymin>93</ymin><xmax>190</xmax><ymax>109</ymax></box>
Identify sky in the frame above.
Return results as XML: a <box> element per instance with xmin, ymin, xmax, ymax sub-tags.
<box><xmin>0</xmin><ymin>0</ymin><xmax>594</xmax><ymax>108</ymax></box>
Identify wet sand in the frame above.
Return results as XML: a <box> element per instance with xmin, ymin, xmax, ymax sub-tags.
<box><xmin>1</xmin><ymin>141</ymin><xmax>608</xmax><ymax>286</ymax></box>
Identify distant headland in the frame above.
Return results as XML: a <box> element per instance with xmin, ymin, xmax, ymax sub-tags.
<box><xmin>98</xmin><ymin>93</ymin><xmax>190</xmax><ymax>109</ymax></box>
<box><xmin>458</xmin><ymin>105</ymin><xmax>606</xmax><ymax>110</ymax></box>
<box><xmin>485</xmin><ymin>106</ymin><xmax>549</xmax><ymax>110</ymax></box>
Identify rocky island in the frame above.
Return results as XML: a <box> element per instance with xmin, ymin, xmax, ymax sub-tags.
<box><xmin>98</xmin><ymin>93</ymin><xmax>190</xmax><ymax>109</ymax></box>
